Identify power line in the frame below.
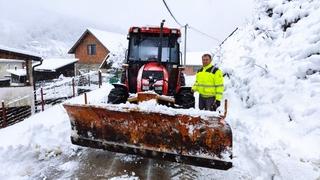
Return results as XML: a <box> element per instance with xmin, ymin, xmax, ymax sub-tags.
<box><xmin>219</xmin><ymin>27</ymin><xmax>238</xmax><ymax>46</ymax></box>
<box><xmin>161</xmin><ymin>0</ymin><xmax>221</xmax><ymax>43</ymax></box>
<box><xmin>162</xmin><ymin>0</ymin><xmax>182</xmax><ymax>27</ymax></box>
<box><xmin>188</xmin><ymin>26</ymin><xmax>221</xmax><ymax>42</ymax></box>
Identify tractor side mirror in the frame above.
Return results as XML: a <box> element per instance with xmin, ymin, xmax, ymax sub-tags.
<box><xmin>178</xmin><ymin>66</ymin><xmax>185</xmax><ymax>71</ymax></box>
<box><xmin>122</xmin><ymin>63</ymin><xmax>129</xmax><ymax>69</ymax></box>
<box><xmin>179</xmin><ymin>52</ymin><xmax>183</xmax><ymax>65</ymax></box>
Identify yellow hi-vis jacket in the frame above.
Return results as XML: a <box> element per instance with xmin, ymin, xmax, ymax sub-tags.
<box><xmin>192</xmin><ymin>64</ymin><xmax>224</xmax><ymax>101</ymax></box>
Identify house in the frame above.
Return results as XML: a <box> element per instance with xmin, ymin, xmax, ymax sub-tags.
<box><xmin>0</xmin><ymin>45</ymin><xmax>42</xmax><ymax>125</ymax></box>
<box><xmin>0</xmin><ymin>45</ymin><xmax>42</xmax><ymax>87</ymax></box>
<box><xmin>34</xmin><ymin>58</ymin><xmax>78</xmax><ymax>82</ymax></box>
<box><xmin>68</xmin><ymin>28</ymin><xmax>127</xmax><ymax>74</ymax></box>
<box><xmin>183</xmin><ymin>52</ymin><xmax>204</xmax><ymax>75</ymax></box>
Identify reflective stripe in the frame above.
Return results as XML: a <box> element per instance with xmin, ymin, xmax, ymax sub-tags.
<box><xmin>194</xmin><ymin>84</ymin><xmax>224</xmax><ymax>88</ymax></box>
<box><xmin>216</xmin><ymin>92</ymin><xmax>223</xmax><ymax>95</ymax></box>
<box><xmin>214</xmin><ymin>84</ymin><xmax>224</xmax><ymax>87</ymax></box>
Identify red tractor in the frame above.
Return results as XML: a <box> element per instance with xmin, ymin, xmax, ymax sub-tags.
<box><xmin>63</xmin><ymin>21</ymin><xmax>232</xmax><ymax>170</ymax></box>
<box><xmin>107</xmin><ymin>21</ymin><xmax>194</xmax><ymax>108</ymax></box>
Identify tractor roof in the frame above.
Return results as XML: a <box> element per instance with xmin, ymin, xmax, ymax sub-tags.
<box><xmin>129</xmin><ymin>26</ymin><xmax>181</xmax><ymax>36</ymax></box>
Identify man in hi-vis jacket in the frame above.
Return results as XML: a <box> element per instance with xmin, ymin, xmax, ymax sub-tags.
<box><xmin>192</xmin><ymin>54</ymin><xmax>224</xmax><ymax>111</ymax></box>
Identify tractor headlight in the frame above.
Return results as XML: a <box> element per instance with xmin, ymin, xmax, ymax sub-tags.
<box><xmin>142</xmin><ymin>85</ymin><xmax>149</xmax><ymax>90</ymax></box>
<box><xmin>154</xmin><ymin>86</ymin><xmax>162</xmax><ymax>91</ymax></box>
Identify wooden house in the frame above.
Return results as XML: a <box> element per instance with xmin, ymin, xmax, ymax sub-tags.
<box><xmin>68</xmin><ymin>28</ymin><xmax>126</xmax><ymax>74</ymax></box>
<box><xmin>0</xmin><ymin>45</ymin><xmax>42</xmax><ymax>127</ymax></box>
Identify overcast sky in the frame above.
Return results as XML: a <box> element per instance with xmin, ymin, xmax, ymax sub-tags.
<box><xmin>0</xmin><ymin>0</ymin><xmax>254</xmax><ymax>51</ymax></box>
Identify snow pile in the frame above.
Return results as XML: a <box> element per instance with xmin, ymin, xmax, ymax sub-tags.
<box><xmin>215</xmin><ymin>0</ymin><xmax>320</xmax><ymax>179</ymax></box>
<box><xmin>0</xmin><ymin>85</ymin><xmax>111</xmax><ymax>179</ymax></box>
<box><xmin>6</xmin><ymin>69</ymin><xmax>26</xmax><ymax>76</ymax></box>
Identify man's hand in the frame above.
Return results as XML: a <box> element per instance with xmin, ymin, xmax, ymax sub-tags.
<box><xmin>212</xmin><ymin>100</ymin><xmax>221</xmax><ymax>111</ymax></box>
<box><xmin>215</xmin><ymin>100</ymin><xmax>221</xmax><ymax>107</ymax></box>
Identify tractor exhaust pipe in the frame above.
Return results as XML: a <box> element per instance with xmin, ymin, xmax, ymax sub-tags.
<box><xmin>158</xmin><ymin>19</ymin><xmax>165</xmax><ymax>62</ymax></box>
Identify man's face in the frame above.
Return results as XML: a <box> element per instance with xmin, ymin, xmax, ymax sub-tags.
<box><xmin>202</xmin><ymin>56</ymin><xmax>212</xmax><ymax>67</ymax></box>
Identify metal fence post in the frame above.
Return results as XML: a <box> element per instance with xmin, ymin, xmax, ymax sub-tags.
<box><xmin>72</xmin><ymin>78</ymin><xmax>75</xmax><ymax>97</ymax></box>
<box><xmin>98</xmin><ymin>71</ymin><xmax>102</xmax><ymax>88</ymax></box>
<box><xmin>41</xmin><ymin>87</ymin><xmax>44</xmax><ymax>111</ymax></box>
<box><xmin>88</xmin><ymin>74</ymin><xmax>91</xmax><ymax>87</ymax></box>
<box><xmin>84</xmin><ymin>93</ymin><xmax>87</xmax><ymax>104</ymax></box>
<box><xmin>1</xmin><ymin>101</ymin><xmax>7</xmax><ymax>128</ymax></box>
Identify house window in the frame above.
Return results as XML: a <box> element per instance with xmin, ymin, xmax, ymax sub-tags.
<box><xmin>87</xmin><ymin>44</ymin><xmax>96</xmax><ymax>55</ymax></box>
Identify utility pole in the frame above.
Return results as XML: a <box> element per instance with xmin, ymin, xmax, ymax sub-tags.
<box><xmin>184</xmin><ymin>24</ymin><xmax>188</xmax><ymax>66</ymax></box>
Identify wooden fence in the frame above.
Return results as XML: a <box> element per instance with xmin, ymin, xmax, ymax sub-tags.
<box><xmin>1</xmin><ymin>71</ymin><xmax>106</xmax><ymax>128</ymax></box>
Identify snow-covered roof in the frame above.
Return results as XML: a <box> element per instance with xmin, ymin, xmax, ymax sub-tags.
<box><xmin>34</xmin><ymin>58</ymin><xmax>78</xmax><ymax>72</ymax></box>
<box><xmin>68</xmin><ymin>28</ymin><xmax>127</xmax><ymax>54</ymax></box>
<box><xmin>0</xmin><ymin>44</ymin><xmax>42</xmax><ymax>61</ymax></box>
<box><xmin>0</xmin><ymin>59</ymin><xmax>25</xmax><ymax>63</ymax></box>
<box><xmin>88</xmin><ymin>28</ymin><xmax>127</xmax><ymax>52</ymax></box>
<box><xmin>7</xmin><ymin>69</ymin><xmax>26</xmax><ymax>76</ymax></box>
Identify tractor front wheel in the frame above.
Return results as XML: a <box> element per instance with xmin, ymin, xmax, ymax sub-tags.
<box><xmin>175</xmin><ymin>89</ymin><xmax>195</xmax><ymax>109</ymax></box>
<box><xmin>107</xmin><ymin>86</ymin><xmax>129</xmax><ymax>104</ymax></box>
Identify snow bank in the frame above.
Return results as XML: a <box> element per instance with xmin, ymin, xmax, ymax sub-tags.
<box><xmin>213</xmin><ymin>0</ymin><xmax>320</xmax><ymax>179</ymax></box>
<box><xmin>0</xmin><ymin>85</ymin><xmax>112</xmax><ymax>179</ymax></box>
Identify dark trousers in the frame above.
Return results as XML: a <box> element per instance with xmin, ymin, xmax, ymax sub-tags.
<box><xmin>199</xmin><ymin>96</ymin><xmax>217</xmax><ymax>111</ymax></box>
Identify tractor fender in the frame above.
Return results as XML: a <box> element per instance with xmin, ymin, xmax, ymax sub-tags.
<box><xmin>176</xmin><ymin>86</ymin><xmax>192</xmax><ymax>94</ymax></box>
<box><xmin>112</xmin><ymin>83</ymin><xmax>128</xmax><ymax>91</ymax></box>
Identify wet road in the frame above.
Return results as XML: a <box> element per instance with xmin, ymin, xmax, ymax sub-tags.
<box><xmin>32</xmin><ymin>147</ymin><xmax>201</xmax><ymax>180</ymax></box>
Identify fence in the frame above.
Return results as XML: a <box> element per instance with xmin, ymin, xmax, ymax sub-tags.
<box><xmin>0</xmin><ymin>71</ymin><xmax>109</xmax><ymax>128</ymax></box>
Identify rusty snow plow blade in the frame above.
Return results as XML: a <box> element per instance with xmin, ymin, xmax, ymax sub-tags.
<box><xmin>63</xmin><ymin>103</ymin><xmax>232</xmax><ymax>170</ymax></box>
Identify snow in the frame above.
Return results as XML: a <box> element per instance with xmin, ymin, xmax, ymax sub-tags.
<box><xmin>0</xmin><ymin>44</ymin><xmax>41</xmax><ymax>58</ymax></box>
<box><xmin>6</xmin><ymin>69</ymin><xmax>26</xmax><ymax>76</ymax></box>
<box><xmin>34</xmin><ymin>58</ymin><xmax>78</xmax><ymax>72</ymax></box>
<box><xmin>88</xmin><ymin>28</ymin><xmax>127</xmax><ymax>54</ymax></box>
<box><xmin>0</xmin><ymin>59</ymin><xmax>25</xmax><ymax>63</ymax></box>
<box><xmin>89</xmin><ymin>96</ymin><xmax>221</xmax><ymax>118</ymax></box>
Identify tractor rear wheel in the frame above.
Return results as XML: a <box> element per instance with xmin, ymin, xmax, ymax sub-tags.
<box><xmin>175</xmin><ymin>89</ymin><xmax>195</xmax><ymax>109</ymax></box>
<box><xmin>107</xmin><ymin>86</ymin><xmax>129</xmax><ymax>104</ymax></box>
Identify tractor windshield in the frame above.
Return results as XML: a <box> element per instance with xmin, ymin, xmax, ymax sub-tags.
<box><xmin>128</xmin><ymin>35</ymin><xmax>179</xmax><ymax>63</ymax></box>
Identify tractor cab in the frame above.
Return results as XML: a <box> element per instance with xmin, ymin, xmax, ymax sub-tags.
<box><xmin>121</xmin><ymin>26</ymin><xmax>185</xmax><ymax>96</ymax></box>
<box><xmin>127</xmin><ymin>27</ymin><xmax>180</xmax><ymax>63</ymax></box>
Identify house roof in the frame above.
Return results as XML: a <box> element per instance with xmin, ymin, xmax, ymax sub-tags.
<box><xmin>7</xmin><ymin>69</ymin><xmax>26</xmax><ymax>76</ymax></box>
<box><xmin>34</xmin><ymin>58</ymin><xmax>78</xmax><ymax>72</ymax></box>
<box><xmin>68</xmin><ymin>28</ymin><xmax>127</xmax><ymax>54</ymax></box>
<box><xmin>0</xmin><ymin>44</ymin><xmax>42</xmax><ymax>61</ymax></box>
